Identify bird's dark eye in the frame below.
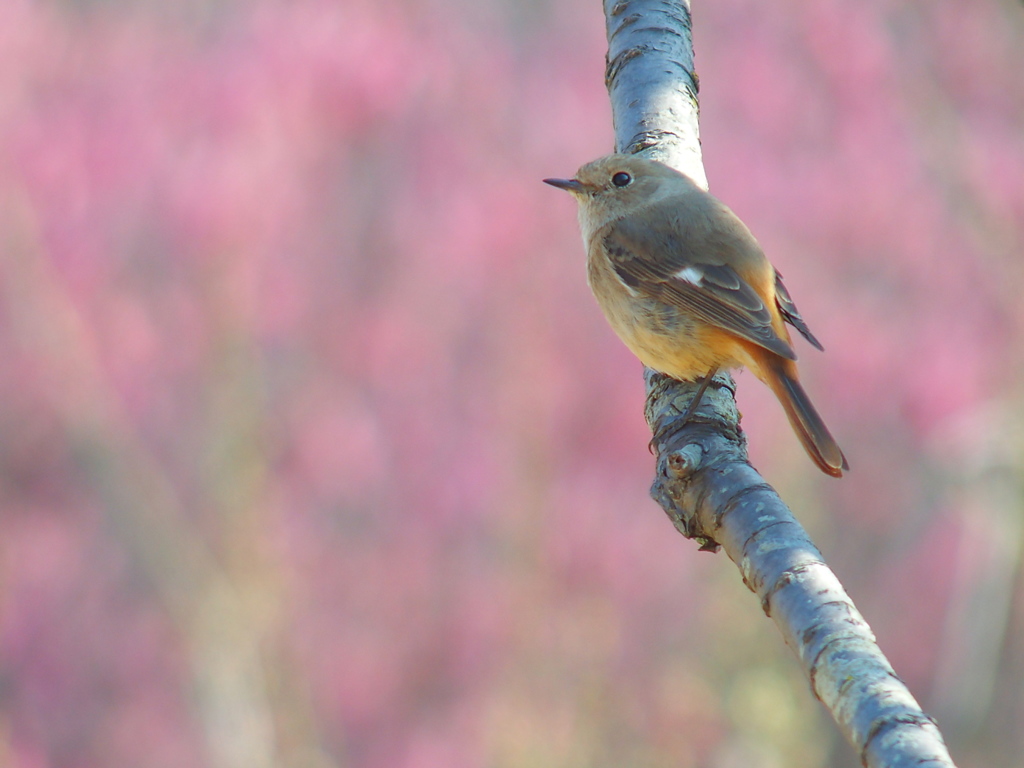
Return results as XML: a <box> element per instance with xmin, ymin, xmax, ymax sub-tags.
<box><xmin>611</xmin><ymin>171</ymin><xmax>632</xmax><ymax>187</ymax></box>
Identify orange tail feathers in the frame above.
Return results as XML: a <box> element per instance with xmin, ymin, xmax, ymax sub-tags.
<box><xmin>754</xmin><ymin>354</ymin><xmax>848</xmax><ymax>478</ymax></box>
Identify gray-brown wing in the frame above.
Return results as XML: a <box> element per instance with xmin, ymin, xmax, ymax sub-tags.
<box><xmin>774</xmin><ymin>269</ymin><xmax>824</xmax><ymax>351</ymax></box>
<box><xmin>600</xmin><ymin>216</ymin><xmax>796</xmax><ymax>360</ymax></box>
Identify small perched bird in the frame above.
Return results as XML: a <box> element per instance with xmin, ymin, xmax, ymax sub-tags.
<box><xmin>544</xmin><ymin>153</ymin><xmax>847</xmax><ymax>477</ymax></box>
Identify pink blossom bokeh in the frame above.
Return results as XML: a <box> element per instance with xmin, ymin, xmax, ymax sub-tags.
<box><xmin>1</xmin><ymin>1</ymin><xmax>1022</xmax><ymax>766</ymax></box>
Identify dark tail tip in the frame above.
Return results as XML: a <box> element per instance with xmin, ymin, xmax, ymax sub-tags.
<box><xmin>768</xmin><ymin>362</ymin><xmax>848</xmax><ymax>478</ymax></box>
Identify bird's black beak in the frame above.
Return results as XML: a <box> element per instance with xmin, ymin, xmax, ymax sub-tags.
<box><xmin>543</xmin><ymin>177</ymin><xmax>585</xmax><ymax>193</ymax></box>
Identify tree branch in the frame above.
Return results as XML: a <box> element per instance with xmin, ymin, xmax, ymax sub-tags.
<box><xmin>603</xmin><ymin>2</ymin><xmax>958</xmax><ymax>765</ymax></box>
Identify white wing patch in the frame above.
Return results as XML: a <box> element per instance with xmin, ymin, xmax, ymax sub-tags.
<box><xmin>673</xmin><ymin>266</ymin><xmax>704</xmax><ymax>285</ymax></box>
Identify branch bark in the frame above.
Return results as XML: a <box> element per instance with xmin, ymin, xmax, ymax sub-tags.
<box><xmin>602</xmin><ymin>2</ymin><xmax>958</xmax><ymax>765</ymax></box>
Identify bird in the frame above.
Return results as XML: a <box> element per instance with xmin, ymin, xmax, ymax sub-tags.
<box><xmin>544</xmin><ymin>153</ymin><xmax>847</xmax><ymax>477</ymax></box>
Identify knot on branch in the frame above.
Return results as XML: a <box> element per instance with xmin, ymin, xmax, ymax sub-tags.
<box><xmin>645</xmin><ymin>369</ymin><xmax>749</xmax><ymax>549</ymax></box>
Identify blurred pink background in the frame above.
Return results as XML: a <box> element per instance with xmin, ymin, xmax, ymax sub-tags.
<box><xmin>1</xmin><ymin>0</ymin><xmax>1022</xmax><ymax>766</ymax></box>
